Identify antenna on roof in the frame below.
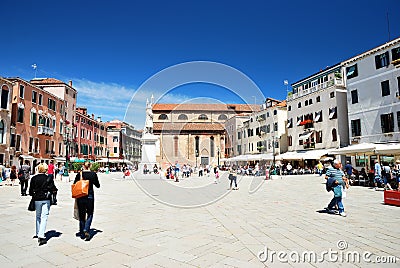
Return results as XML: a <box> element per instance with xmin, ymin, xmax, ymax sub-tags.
<box><xmin>386</xmin><ymin>11</ymin><xmax>391</xmax><ymax>42</ymax></box>
<box><xmin>31</xmin><ymin>64</ymin><xmax>37</xmax><ymax>78</ymax></box>
<box><xmin>284</xmin><ymin>80</ymin><xmax>289</xmax><ymax>97</ymax></box>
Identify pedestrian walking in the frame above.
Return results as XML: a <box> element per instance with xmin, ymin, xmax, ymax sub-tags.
<box><xmin>73</xmin><ymin>161</ymin><xmax>100</xmax><ymax>241</ymax></box>
<box><xmin>381</xmin><ymin>162</ymin><xmax>393</xmax><ymax>190</ymax></box>
<box><xmin>19</xmin><ymin>160</ymin><xmax>31</xmax><ymax>196</ymax></box>
<box><xmin>374</xmin><ymin>160</ymin><xmax>383</xmax><ymax>190</ymax></box>
<box><xmin>325</xmin><ymin>160</ymin><xmax>348</xmax><ymax>217</ymax></box>
<box><xmin>317</xmin><ymin>161</ymin><xmax>323</xmax><ymax>176</ymax></box>
<box><xmin>29</xmin><ymin>164</ymin><xmax>58</xmax><ymax>246</ymax></box>
<box><xmin>228</xmin><ymin>165</ymin><xmax>238</xmax><ymax>190</ymax></box>
<box><xmin>214</xmin><ymin>166</ymin><xmax>219</xmax><ymax>184</ymax></box>
<box><xmin>47</xmin><ymin>160</ymin><xmax>55</xmax><ymax>181</ymax></box>
<box><xmin>10</xmin><ymin>165</ymin><xmax>17</xmax><ymax>186</ymax></box>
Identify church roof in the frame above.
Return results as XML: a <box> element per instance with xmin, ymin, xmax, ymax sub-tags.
<box><xmin>153</xmin><ymin>122</ymin><xmax>225</xmax><ymax>132</ymax></box>
<box><xmin>152</xmin><ymin>103</ymin><xmax>259</xmax><ymax>113</ymax></box>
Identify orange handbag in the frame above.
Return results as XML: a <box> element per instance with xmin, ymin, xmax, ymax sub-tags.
<box><xmin>71</xmin><ymin>171</ymin><xmax>89</xmax><ymax>198</ymax></box>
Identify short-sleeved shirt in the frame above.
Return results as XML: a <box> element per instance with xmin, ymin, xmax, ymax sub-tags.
<box><xmin>325</xmin><ymin>167</ymin><xmax>345</xmax><ymax>186</ymax></box>
<box><xmin>374</xmin><ymin>163</ymin><xmax>381</xmax><ymax>177</ymax></box>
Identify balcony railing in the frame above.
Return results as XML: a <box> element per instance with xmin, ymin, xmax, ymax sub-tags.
<box><xmin>38</xmin><ymin>126</ymin><xmax>54</xmax><ymax>136</ymax></box>
<box><xmin>287</xmin><ymin>78</ymin><xmax>344</xmax><ymax>101</ymax></box>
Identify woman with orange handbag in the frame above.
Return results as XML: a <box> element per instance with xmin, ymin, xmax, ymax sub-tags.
<box><xmin>73</xmin><ymin>161</ymin><xmax>100</xmax><ymax>241</ymax></box>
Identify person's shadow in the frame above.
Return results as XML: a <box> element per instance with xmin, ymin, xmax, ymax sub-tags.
<box><xmin>45</xmin><ymin>230</ymin><xmax>62</xmax><ymax>241</ymax></box>
<box><xmin>86</xmin><ymin>228</ymin><xmax>103</xmax><ymax>241</ymax></box>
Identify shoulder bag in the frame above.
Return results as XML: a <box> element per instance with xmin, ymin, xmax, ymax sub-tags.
<box><xmin>71</xmin><ymin>171</ymin><xmax>89</xmax><ymax>198</ymax></box>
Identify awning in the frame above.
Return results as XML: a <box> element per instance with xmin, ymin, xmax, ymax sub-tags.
<box><xmin>329</xmin><ymin>143</ymin><xmax>376</xmax><ymax>155</ymax></box>
<box><xmin>20</xmin><ymin>155</ymin><xmax>34</xmax><ymax>160</ymax></box>
<box><xmin>53</xmin><ymin>157</ymin><xmax>66</xmax><ymax>162</ymax></box>
<box><xmin>277</xmin><ymin>149</ymin><xmax>328</xmax><ymax>160</ymax></box>
<box><xmin>374</xmin><ymin>143</ymin><xmax>400</xmax><ymax>155</ymax></box>
<box><xmin>299</xmin><ymin>132</ymin><xmax>313</xmax><ymax>141</ymax></box>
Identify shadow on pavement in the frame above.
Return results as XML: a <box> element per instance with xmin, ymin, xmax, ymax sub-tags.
<box><xmin>89</xmin><ymin>228</ymin><xmax>103</xmax><ymax>239</ymax></box>
<box><xmin>45</xmin><ymin>230</ymin><xmax>62</xmax><ymax>241</ymax></box>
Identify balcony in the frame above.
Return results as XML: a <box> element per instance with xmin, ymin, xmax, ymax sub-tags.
<box><xmin>303</xmin><ymin>142</ymin><xmax>315</xmax><ymax>149</ymax></box>
<box><xmin>287</xmin><ymin>78</ymin><xmax>344</xmax><ymax>101</ymax></box>
<box><xmin>38</xmin><ymin>126</ymin><xmax>54</xmax><ymax>136</ymax></box>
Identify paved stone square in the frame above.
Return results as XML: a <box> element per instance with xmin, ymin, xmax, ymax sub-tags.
<box><xmin>0</xmin><ymin>171</ymin><xmax>399</xmax><ymax>267</ymax></box>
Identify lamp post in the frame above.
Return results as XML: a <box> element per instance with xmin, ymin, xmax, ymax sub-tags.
<box><xmin>195</xmin><ymin>149</ymin><xmax>198</xmax><ymax>168</ymax></box>
<box><xmin>217</xmin><ymin>147</ymin><xmax>220</xmax><ymax>167</ymax></box>
<box><xmin>63</xmin><ymin>125</ymin><xmax>71</xmax><ymax>176</ymax></box>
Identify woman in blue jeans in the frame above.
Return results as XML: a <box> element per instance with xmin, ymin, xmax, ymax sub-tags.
<box><xmin>29</xmin><ymin>164</ymin><xmax>58</xmax><ymax>245</ymax></box>
<box><xmin>74</xmin><ymin>161</ymin><xmax>100</xmax><ymax>241</ymax></box>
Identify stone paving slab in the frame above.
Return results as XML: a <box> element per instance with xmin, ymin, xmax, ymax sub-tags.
<box><xmin>0</xmin><ymin>172</ymin><xmax>399</xmax><ymax>267</ymax></box>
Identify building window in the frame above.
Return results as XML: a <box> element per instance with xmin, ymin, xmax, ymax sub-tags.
<box><xmin>397</xmin><ymin>112</ymin><xmax>400</xmax><ymax>131</ymax></box>
<box><xmin>17</xmin><ymin>107</ymin><xmax>24</xmax><ymax>123</ymax></box>
<box><xmin>314</xmin><ymin>111</ymin><xmax>323</xmax><ymax>122</ymax></box>
<box><xmin>316</xmin><ymin>131</ymin><xmax>323</xmax><ymax>143</ymax></box>
<box><xmin>288</xmin><ymin>105</ymin><xmax>291</xmax><ymax>111</ymax></box>
<box><xmin>351</xmin><ymin>89</ymin><xmax>358</xmax><ymax>104</ymax></box>
<box><xmin>113</xmin><ymin>136</ymin><xmax>118</xmax><ymax>142</ymax></box>
<box><xmin>305</xmin><ymin>100</ymin><xmax>308</xmax><ymax>106</ymax></box>
<box><xmin>392</xmin><ymin>47</ymin><xmax>400</xmax><ymax>61</ymax></box>
<box><xmin>381</xmin><ymin>80</ymin><xmax>390</xmax><ymax>96</ymax></box>
<box><xmin>158</xmin><ymin>114</ymin><xmax>168</xmax><ymax>120</ymax></box>
<box><xmin>351</xmin><ymin>119</ymin><xmax>362</xmax><ymax>137</ymax></box>
<box><xmin>288</xmin><ymin>136</ymin><xmax>292</xmax><ymax>146</ymax></box>
<box><xmin>174</xmin><ymin>136</ymin><xmax>178</xmax><ymax>157</ymax></box>
<box><xmin>266</xmin><ymin>124</ymin><xmax>270</xmax><ymax>133</ymax></box>
<box><xmin>198</xmin><ymin>114</ymin><xmax>208</xmax><ymax>120</ymax></box>
<box><xmin>32</xmin><ymin>91</ymin><xmax>37</xmax><ymax>103</ymax></box>
<box><xmin>273</xmin><ymin>110</ymin><xmax>277</xmax><ymax>115</ymax></box>
<box><xmin>329</xmin><ymin>107</ymin><xmax>337</xmax><ymax>119</ymax></box>
<box><xmin>330</xmin><ymin>92</ymin><xmax>335</xmax><ymax>98</ymax></box>
<box><xmin>178</xmin><ymin>114</ymin><xmax>188</xmax><ymax>120</ymax></box>
<box><xmin>210</xmin><ymin>136</ymin><xmax>215</xmax><ymax>157</ymax></box>
<box><xmin>381</xmin><ymin>113</ymin><xmax>394</xmax><ymax>133</ymax></box>
<box><xmin>38</xmin><ymin>94</ymin><xmax>43</xmax><ymax>105</ymax></box>
<box><xmin>316</xmin><ymin>96</ymin><xmax>321</xmax><ymax>102</ymax></box>
<box><xmin>309</xmin><ymin>99</ymin><xmax>313</xmax><ymax>105</ymax></box>
<box><xmin>60</xmin><ymin>122</ymin><xmax>63</xmax><ymax>134</ymax></box>
<box><xmin>287</xmin><ymin>118</ymin><xmax>293</xmax><ymax>128</ymax></box>
<box><xmin>0</xmin><ymin>120</ymin><xmax>4</xmax><ymax>144</ymax></box>
<box><xmin>298</xmin><ymin>102</ymin><xmax>301</xmax><ymax>108</ymax></box>
<box><xmin>34</xmin><ymin>138</ymin><xmax>39</xmax><ymax>153</ymax></box>
<box><xmin>1</xmin><ymin>85</ymin><xmax>9</xmax><ymax>109</ymax></box>
<box><xmin>114</xmin><ymin>147</ymin><xmax>118</xmax><ymax>154</ymax></box>
<box><xmin>19</xmin><ymin>85</ymin><xmax>24</xmax><ymax>98</ymax></box>
<box><xmin>273</xmin><ymin>122</ymin><xmax>278</xmax><ymax>131</ymax></box>
<box><xmin>238</xmin><ymin>131</ymin><xmax>241</xmax><ymax>140</ymax></box>
<box><xmin>218</xmin><ymin>114</ymin><xmax>227</xmax><ymax>120</ymax></box>
<box><xmin>375</xmin><ymin>51</ymin><xmax>390</xmax><ymax>69</ymax></box>
<box><xmin>29</xmin><ymin>137</ymin><xmax>34</xmax><ymax>152</ymax></box>
<box><xmin>30</xmin><ymin>110</ymin><xmax>37</xmax><ymax>126</ymax></box>
<box><xmin>346</xmin><ymin>64</ymin><xmax>358</xmax><ymax>79</ymax></box>
<box><xmin>332</xmin><ymin>128</ymin><xmax>337</xmax><ymax>142</ymax></box>
<box><xmin>16</xmin><ymin>135</ymin><xmax>21</xmax><ymax>151</ymax></box>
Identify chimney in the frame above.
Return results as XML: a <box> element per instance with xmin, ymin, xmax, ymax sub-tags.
<box><xmin>97</xmin><ymin>116</ymin><xmax>101</xmax><ymax>122</ymax></box>
<box><xmin>68</xmin><ymin>80</ymin><xmax>72</xmax><ymax>87</ymax></box>
<box><xmin>91</xmin><ymin>113</ymin><xmax>94</xmax><ymax>119</ymax></box>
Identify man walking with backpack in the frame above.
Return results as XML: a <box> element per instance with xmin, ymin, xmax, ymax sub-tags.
<box><xmin>19</xmin><ymin>160</ymin><xmax>31</xmax><ymax>196</ymax></box>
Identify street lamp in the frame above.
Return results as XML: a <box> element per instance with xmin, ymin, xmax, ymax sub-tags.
<box><xmin>195</xmin><ymin>149</ymin><xmax>198</xmax><ymax>168</ymax></box>
<box><xmin>217</xmin><ymin>147</ymin><xmax>220</xmax><ymax>167</ymax></box>
<box><xmin>63</xmin><ymin>124</ymin><xmax>71</xmax><ymax>176</ymax></box>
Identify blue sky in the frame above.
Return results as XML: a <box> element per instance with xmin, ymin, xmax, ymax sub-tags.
<box><xmin>1</xmin><ymin>0</ymin><xmax>400</xmax><ymax>128</ymax></box>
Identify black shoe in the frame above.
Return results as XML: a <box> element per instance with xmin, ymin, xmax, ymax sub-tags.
<box><xmin>84</xmin><ymin>231</ymin><xmax>90</xmax><ymax>241</ymax></box>
<box><xmin>38</xmin><ymin>238</ymin><xmax>47</xmax><ymax>246</ymax></box>
<box><xmin>33</xmin><ymin>235</ymin><xmax>38</xmax><ymax>239</ymax></box>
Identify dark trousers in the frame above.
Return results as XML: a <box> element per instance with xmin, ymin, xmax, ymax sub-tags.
<box><xmin>77</xmin><ymin>197</ymin><xmax>95</xmax><ymax>233</ymax></box>
<box><xmin>20</xmin><ymin>179</ymin><xmax>28</xmax><ymax>195</ymax></box>
<box><xmin>230</xmin><ymin>176</ymin><xmax>237</xmax><ymax>188</ymax></box>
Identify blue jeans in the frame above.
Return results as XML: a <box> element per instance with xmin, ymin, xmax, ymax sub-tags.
<box><xmin>328</xmin><ymin>196</ymin><xmax>344</xmax><ymax>213</ymax></box>
<box><xmin>77</xmin><ymin>197</ymin><xmax>95</xmax><ymax>233</ymax></box>
<box><xmin>35</xmin><ymin>200</ymin><xmax>51</xmax><ymax>239</ymax></box>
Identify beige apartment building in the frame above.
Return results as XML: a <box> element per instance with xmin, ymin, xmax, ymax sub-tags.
<box><xmin>0</xmin><ymin>78</ymin><xmax>13</xmax><ymax>166</ymax></box>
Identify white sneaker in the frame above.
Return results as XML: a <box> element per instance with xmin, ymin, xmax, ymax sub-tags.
<box><xmin>339</xmin><ymin>212</ymin><xmax>347</xmax><ymax>217</ymax></box>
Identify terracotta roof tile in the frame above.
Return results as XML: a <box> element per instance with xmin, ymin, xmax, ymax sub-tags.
<box><xmin>30</xmin><ymin>78</ymin><xmax>65</xmax><ymax>84</ymax></box>
<box><xmin>152</xmin><ymin>103</ymin><xmax>259</xmax><ymax>113</ymax></box>
<box><xmin>154</xmin><ymin>122</ymin><xmax>225</xmax><ymax>132</ymax></box>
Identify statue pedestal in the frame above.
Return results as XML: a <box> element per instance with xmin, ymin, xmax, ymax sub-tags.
<box><xmin>139</xmin><ymin>133</ymin><xmax>159</xmax><ymax>174</ymax></box>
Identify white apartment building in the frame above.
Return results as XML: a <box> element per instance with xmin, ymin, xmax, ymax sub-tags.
<box><xmin>225</xmin><ymin>114</ymin><xmax>250</xmax><ymax>157</ymax></box>
<box><xmin>287</xmin><ymin>64</ymin><xmax>349</xmax><ymax>161</ymax></box>
<box><xmin>238</xmin><ymin>98</ymin><xmax>288</xmax><ymax>158</ymax></box>
<box><xmin>344</xmin><ymin>37</ymin><xmax>400</xmax><ymax>144</ymax></box>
